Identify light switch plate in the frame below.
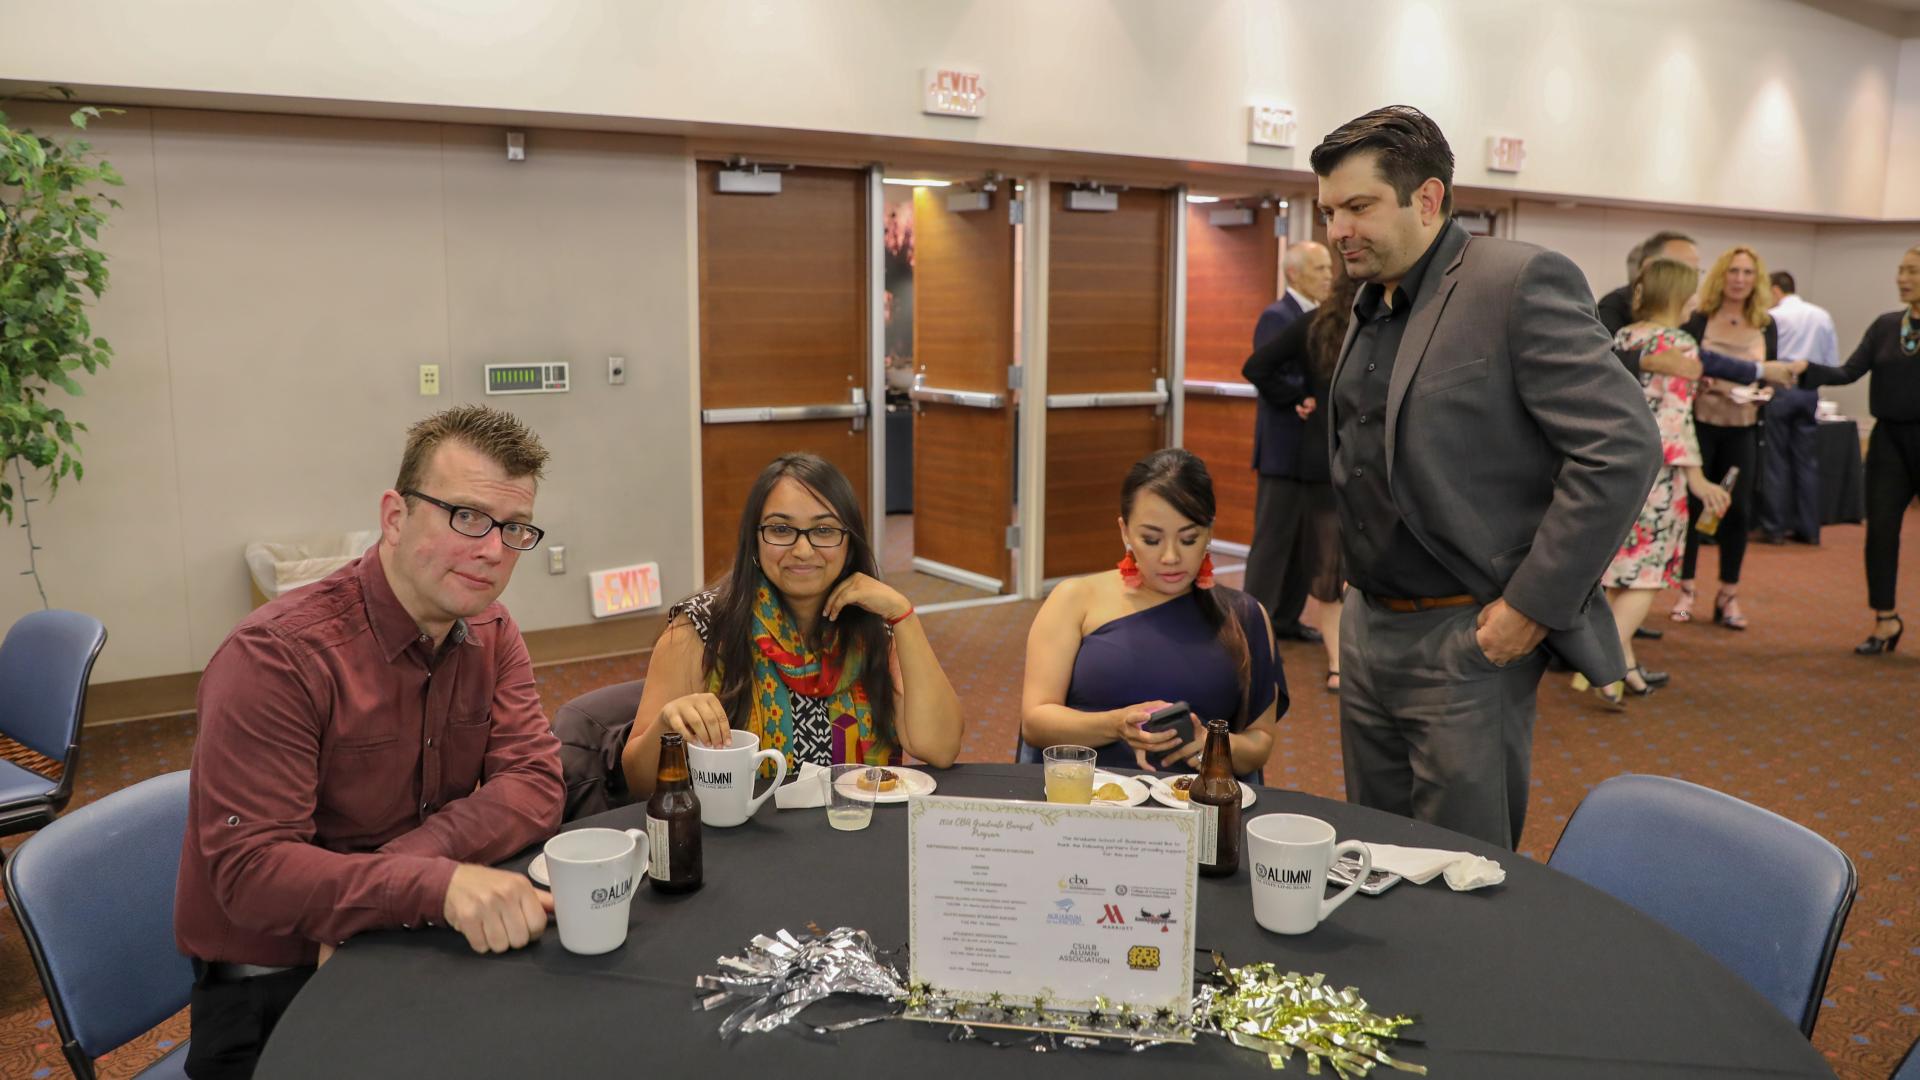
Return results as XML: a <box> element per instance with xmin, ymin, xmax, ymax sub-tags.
<box><xmin>419</xmin><ymin>364</ymin><xmax>441</xmax><ymax>395</ymax></box>
<box><xmin>547</xmin><ymin>545</ymin><xmax>565</xmax><ymax>575</ymax></box>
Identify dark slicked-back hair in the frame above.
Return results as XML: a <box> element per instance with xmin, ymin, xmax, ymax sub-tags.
<box><xmin>1309</xmin><ymin>105</ymin><xmax>1455</xmax><ymax>217</ymax></box>
<box><xmin>1770</xmin><ymin>271</ymin><xmax>1797</xmax><ymax>295</ymax></box>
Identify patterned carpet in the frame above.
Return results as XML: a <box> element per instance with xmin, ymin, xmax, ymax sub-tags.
<box><xmin>2</xmin><ymin>512</ymin><xmax>1915</xmax><ymax>1078</ymax></box>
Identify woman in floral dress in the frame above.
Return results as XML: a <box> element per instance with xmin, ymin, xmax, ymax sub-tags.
<box><xmin>1588</xmin><ymin>257</ymin><xmax>1732</xmax><ymax>707</ymax></box>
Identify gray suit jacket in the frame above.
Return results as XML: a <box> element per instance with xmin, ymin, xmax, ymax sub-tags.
<box><xmin>1329</xmin><ymin>224</ymin><xmax>1662</xmax><ymax>684</ymax></box>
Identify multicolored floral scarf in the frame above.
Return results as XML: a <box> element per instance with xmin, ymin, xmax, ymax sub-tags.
<box><xmin>707</xmin><ymin>576</ymin><xmax>895</xmax><ymax>772</ymax></box>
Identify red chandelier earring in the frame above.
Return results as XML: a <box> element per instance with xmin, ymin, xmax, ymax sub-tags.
<box><xmin>1195</xmin><ymin>553</ymin><xmax>1217</xmax><ymax>590</ymax></box>
<box><xmin>1117</xmin><ymin>549</ymin><xmax>1143</xmax><ymax>589</ymax></box>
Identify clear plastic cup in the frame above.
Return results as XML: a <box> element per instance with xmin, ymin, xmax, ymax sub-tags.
<box><xmin>828</xmin><ymin>763</ymin><xmax>877</xmax><ymax>831</ymax></box>
<box><xmin>1043</xmin><ymin>745</ymin><xmax>1096</xmax><ymax>804</ymax></box>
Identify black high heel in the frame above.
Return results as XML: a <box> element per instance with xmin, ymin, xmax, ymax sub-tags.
<box><xmin>1856</xmin><ymin>615</ymin><xmax>1903</xmax><ymax>656</ymax></box>
<box><xmin>1624</xmin><ymin>666</ymin><xmax>1663</xmax><ymax>696</ymax></box>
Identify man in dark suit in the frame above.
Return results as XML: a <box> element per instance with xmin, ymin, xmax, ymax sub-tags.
<box><xmin>1244</xmin><ymin>241</ymin><xmax>1333</xmax><ymax>642</ymax></box>
<box><xmin>1312</xmin><ymin>106</ymin><xmax>1662</xmax><ymax>849</ymax></box>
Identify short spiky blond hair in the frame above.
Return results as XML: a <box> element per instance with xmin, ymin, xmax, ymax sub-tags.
<box><xmin>395</xmin><ymin>405</ymin><xmax>549</xmax><ymax>494</ymax></box>
<box><xmin>1698</xmin><ymin>245</ymin><xmax>1774</xmax><ymax>330</ymax></box>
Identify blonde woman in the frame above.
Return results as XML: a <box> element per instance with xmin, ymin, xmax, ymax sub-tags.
<box><xmin>1674</xmin><ymin>245</ymin><xmax>1779</xmax><ymax>630</ymax></box>
<box><xmin>1587</xmin><ymin>258</ymin><xmax>1732</xmax><ymax>706</ymax></box>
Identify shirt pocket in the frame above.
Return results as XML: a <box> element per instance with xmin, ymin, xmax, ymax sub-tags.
<box><xmin>1413</xmin><ymin>357</ymin><xmax>1489</xmax><ymax>398</ymax></box>
<box><xmin>318</xmin><ymin>734</ymin><xmax>413</xmax><ymax>835</ymax></box>
<box><xmin>438</xmin><ymin>708</ymin><xmax>493</xmax><ymax>796</ymax></box>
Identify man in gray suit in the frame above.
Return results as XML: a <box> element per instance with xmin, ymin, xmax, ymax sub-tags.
<box><xmin>1312</xmin><ymin>106</ymin><xmax>1661</xmax><ymax>849</ymax></box>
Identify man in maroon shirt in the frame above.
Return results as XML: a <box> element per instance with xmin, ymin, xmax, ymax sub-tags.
<box><xmin>175</xmin><ymin>405</ymin><xmax>565</xmax><ymax>1078</ymax></box>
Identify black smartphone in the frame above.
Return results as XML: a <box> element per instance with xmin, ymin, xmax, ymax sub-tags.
<box><xmin>1141</xmin><ymin>702</ymin><xmax>1194</xmax><ymax>766</ymax></box>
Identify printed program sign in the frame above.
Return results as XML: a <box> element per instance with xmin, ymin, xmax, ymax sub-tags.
<box><xmin>906</xmin><ymin>795</ymin><xmax>1197</xmax><ymax>1020</ymax></box>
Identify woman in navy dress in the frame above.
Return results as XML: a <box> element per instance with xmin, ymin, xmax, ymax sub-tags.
<box><xmin>1021</xmin><ymin>449</ymin><xmax>1285</xmax><ymax>775</ymax></box>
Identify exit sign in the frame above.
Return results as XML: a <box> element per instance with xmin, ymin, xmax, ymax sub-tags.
<box><xmin>1248</xmin><ymin>105</ymin><xmax>1297</xmax><ymax>148</ymax></box>
<box><xmin>1487</xmin><ymin>135</ymin><xmax>1527</xmax><ymax>174</ymax></box>
<box><xmin>590</xmin><ymin>561</ymin><xmax>663</xmax><ymax>619</ymax></box>
<box><xmin>923</xmin><ymin>68</ymin><xmax>987</xmax><ymax>118</ymax></box>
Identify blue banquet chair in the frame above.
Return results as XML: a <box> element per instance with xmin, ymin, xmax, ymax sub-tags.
<box><xmin>0</xmin><ymin>609</ymin><xmax>108</xmax><ymax>837</ymax></box>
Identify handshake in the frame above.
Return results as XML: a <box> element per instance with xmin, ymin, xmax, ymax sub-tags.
<box><xmin>1642</xmin><ymin>348</ymin><xmax>1809</xmax><ymax>387</ymax></box>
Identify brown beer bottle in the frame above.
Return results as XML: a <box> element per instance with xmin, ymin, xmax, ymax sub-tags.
<box><xmin>1192</xmin><ymin>718</ymin><xmax>1241</xmax><ymax>877</ymax></box>
<box><xmin>646</xmin><ymin>733</ymin><xmax>703</xmax><ymax>893</ymax></box>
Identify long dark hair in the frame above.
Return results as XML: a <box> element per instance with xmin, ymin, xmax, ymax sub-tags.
<box><xmin>1307</xmin><ymin>261</ymin><xmax>1360</xmax><ymax>385</ymax></box>
<box><xmin>1120</xmin><ymin>449</ymin><xmax>1253</xmax><ymax>728</ymax></box>
<box><xmin>702</xmin><ymin>453</ymin><xmax>896</xmax><ymax>749</ymax></box>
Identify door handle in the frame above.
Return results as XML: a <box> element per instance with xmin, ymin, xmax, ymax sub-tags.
<box><xmin>909</xmin><ymin>374</ymin><xmax>1005</xmax><ymax>410</ymax></box>
<box><xmin>703</xmin><ymin>388</ymin><xmax>868</xmax><ymax>432</ymax></box>
<box><xmin>1045</xmin><ymin>377</ymin><xmax>1169</xmax><ymax>415</ymax></box>
<box><xmin>1182</xmin><ymin>379</ymin><xmax>1257</xmax><ymax>400</ymax></box>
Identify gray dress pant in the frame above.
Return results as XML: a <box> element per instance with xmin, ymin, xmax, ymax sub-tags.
<box><xmin>1339</xmin><ymin>592</ymin><xmax>1548</xmax><ymax>850</ymax></box>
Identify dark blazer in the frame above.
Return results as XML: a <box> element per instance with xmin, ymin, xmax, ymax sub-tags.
<box><xmin>1242</xmin><ymin>313</ymin><xmax>1330</xmax><ymax>483</ymax></box>
<box><xmin>1326</xmin><ymin>224</ymin><xmax>1662</xmax><ymax>684</ymax></box>
<box><xmin>1249</xmin><ymin>292</ymin><xmax>1309</xmax><ymax>475</ymax></box>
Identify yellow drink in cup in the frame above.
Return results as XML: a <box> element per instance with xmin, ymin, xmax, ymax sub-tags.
<box><xmin>1043</xmin><ymin>745</ymin><xmax>1097</xmax><ymax>804</ymax></box>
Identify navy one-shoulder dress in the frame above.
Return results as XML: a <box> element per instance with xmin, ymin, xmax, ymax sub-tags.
<box><xmin>1064</xmin><ymin>589</ymin><xmax>1284</xmax><ymax>771</ymax></box>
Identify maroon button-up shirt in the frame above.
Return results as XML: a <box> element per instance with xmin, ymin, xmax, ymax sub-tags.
<box><xmin>175</xmin><ymin>548</ymin><xmax>563</xmax><ymax>966</ymax></box>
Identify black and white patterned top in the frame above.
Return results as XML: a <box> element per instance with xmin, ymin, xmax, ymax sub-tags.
<box><xmin>670</xmin><ymin>589</ymin><xmax>837</xmax><ymax>767</ymax></box>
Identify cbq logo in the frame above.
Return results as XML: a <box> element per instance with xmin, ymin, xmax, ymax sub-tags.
<box><xmin>1060</xmin><ymin>874</ymin><xmax>1089</xmax><ymax>888</ymax></box>
<box><xmin>1126</xmin><ymin>945</ymin><xmax>1161</xmax><ymax>971</ymax></box>
<box><xmin>1255</xmin><ymin>864</ymin><xmax>1314</xmax><ymax>888</ymax></box>
<box><xmin>591</xmin><ymin>877</ymin><xmax>634</xmax><ymax>908</ymax></box>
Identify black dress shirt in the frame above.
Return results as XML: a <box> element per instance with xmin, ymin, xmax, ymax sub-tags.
<box><xmin>1801</xmin><ymin>310</ymin><xmax>1920</xmax><ymax>423</ymax></box>
<box><xmin>1332</xmin><ymin>224</ymin><xmax>1469</xmax><ymax>600</ymax></box>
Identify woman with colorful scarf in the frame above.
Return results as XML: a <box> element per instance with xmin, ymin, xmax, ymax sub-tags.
<box><xmin>621</xmin><ymin>454</ymin><xmax>962</xmax><ymax>797</ymax></box>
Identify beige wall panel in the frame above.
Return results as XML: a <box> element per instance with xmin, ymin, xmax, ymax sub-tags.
<box><xmin>0</xmin><ymin>105</ymin><xmax>194</xmax><ymax>682</ymax></box>
<box><xmin>150</xmin><ymin>110</ymin><xmax>452</xmax><ymax>669</ymax></box>
<box><xmin>438</xmin><ymin>125</ymin><xmax>696</xmax><ymax>629</ymax></box>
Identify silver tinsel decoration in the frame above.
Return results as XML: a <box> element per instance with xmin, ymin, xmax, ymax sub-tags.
<box><xmin>695</xmin><ymin>927</ymin><xmax>906</xmax><ymax>1039</ymax></box>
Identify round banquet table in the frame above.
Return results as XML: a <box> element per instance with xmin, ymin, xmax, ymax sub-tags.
<box><xmin>257</xmin><ymin>764</ymin><xmax>1833</xmax><ymax>1078</ymax></box>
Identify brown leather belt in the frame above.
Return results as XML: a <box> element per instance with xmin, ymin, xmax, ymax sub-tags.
<box><xmin>1374</xmin><ymin>593</ymin><xmax>1476</xmax><ymax>614</ymax></box>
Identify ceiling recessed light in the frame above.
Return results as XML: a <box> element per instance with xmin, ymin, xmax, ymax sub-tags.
<box><xmin>883</xmin><ymin>177</ymin><xmax>952</xmax><ymax>187</ymax></box>
<box><xmin>1185</xmin><ymin>194</ymin><xmax>1221</xmax><ymax>204</ymax></box>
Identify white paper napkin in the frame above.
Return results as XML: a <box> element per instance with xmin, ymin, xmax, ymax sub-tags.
<box><xmin>1362</xmin><ymin>842</ymin><xmax>1506</xmax><ymax>891</ymax></box>
<box><xmin>774</xmin><ymin>763</ymin><xmax>830</xmax><ymax>809</ymax></box>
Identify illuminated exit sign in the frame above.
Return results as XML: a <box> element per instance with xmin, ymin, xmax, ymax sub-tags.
<box><xmin>922</xmin><ymin>68</ymin><xmax>986</xmax><ymax>118</ymax></box>
<box><xmin>590</xmin><ymin>561</ymin><xmax>663</xmax><ymax>619</ymax></box>
<box><xmin>484</xmin><ymin>362</ymin><xmax>570</xmax><ymax>395</ymax></box>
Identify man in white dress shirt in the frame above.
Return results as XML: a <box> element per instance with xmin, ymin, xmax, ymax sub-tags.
<box><xmin>1760</xmin><ymin>270</ymin><xmax>1841</xmax><ymax>545</ymax></box>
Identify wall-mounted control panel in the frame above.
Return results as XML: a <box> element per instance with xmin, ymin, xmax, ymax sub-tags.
<box><xmin>484</xmin><ymin>362</ymin><xmax>570</xmax><ymax>395</ymax></box>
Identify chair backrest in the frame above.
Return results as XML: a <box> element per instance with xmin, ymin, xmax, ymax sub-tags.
<box><xmin>1548</xmin><ymin>774</ymin><xmax>1855</xmax><ymax>1037</ymax></box>
<box><xmin>0</xmin><ymin>609</ymin><xmax>108</xmax><ymax>764</ymax></box>
<box><xmin>3</xmin><ymin>770</ymin><xmax>194</xmax><ymax>1071</ymax></box>
<box><xmin>552</xmin><ymin>680</ymin><xmax>643</xmax><ymax>821</ymax></box>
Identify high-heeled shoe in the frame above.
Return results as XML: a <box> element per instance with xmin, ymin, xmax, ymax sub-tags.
<box><xmin>1623</xmin><ymin>667</ymin><xmax>1661</xmax><ymax>696</ymax></box>
<box><xmin>1592</xmin><ymin>682</ymin><xmax>1626</xmax><ymax>710</ymax></box>
<box><xmin>1670</xmin><ymin>583</ymin><xmax>1696</xmax><ymax>623</ymax></box>
<box><xmin>1325</xmin><ymin>671</ymin><xmax>1341</xmax><ymax>694</ymax></box>
<box><xmin>1713</xmin><ymin>590</ymin><xmax>1748</xmax><ymax>631</ymax></box>
<box><xmin>1635</xmin><ymin>665</ymin><xmax>1670</xmax><ymax>689</ymax></box>
<box><xmin>1856</xmin><ymin>614</ymin><xmax>1903</xmax><ymax>656</ymax></box>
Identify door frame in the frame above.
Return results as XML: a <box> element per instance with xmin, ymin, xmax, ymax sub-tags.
<box><xmin>865</xmin><ymin>165</ymin><xmax>888</xmax><ymax>564</ymax></box>
<box><xmin>1015</xmin><ymin>172</ymin><xmax>1051</xmax><ymax>600</ymax></box>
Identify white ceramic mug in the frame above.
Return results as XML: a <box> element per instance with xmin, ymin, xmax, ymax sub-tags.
<box><xmin>543</xmin><ymin>827</ymin><xmax>649</xmax><ymax>955</ymax></box>
<box><xmin>686</xmin><ymin>729</ymin><xmax>788</xmax><ymax>827</ymax></box>
<box><xmin>1245</xmin><ymin>814</ymin><xmax>1372</xmax><ymax>935</ymax></box>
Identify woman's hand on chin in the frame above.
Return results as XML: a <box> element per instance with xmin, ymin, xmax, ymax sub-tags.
<box><xmin>823</xmin><ymin>573</ymin><xmax>912</xmax><ymax>623</ymax></box>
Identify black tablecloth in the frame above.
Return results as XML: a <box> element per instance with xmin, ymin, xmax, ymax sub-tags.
<box><xmin>257</xmin><ymin>766</ymin><xmax>1832</xmax><ymax>1079</ymax></box>
<box><xmin>1818</xmin><ymin>419</ymin><xmax>1865</xmax><ymax>525</ymax></box>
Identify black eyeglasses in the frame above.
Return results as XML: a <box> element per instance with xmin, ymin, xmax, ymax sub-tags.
<box><xmin>757</xmin><ymin>523</ymin><xmax>848</xmax><ymax>548</ymax></box>
<box><xmin>403</xmin><ymin>490</ymin><xmax>546</xmax><ymax>551</ymax></box>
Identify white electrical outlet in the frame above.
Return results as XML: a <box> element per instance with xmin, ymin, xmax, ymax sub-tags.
<box><xmin>419</xmin><ymin>364</ymin><xmax>441</xmax><ymax>395</ymax></box>
<box><xmin>547</xmin><ymin>545</ymin><xmax>565</xmax><ymax>574</ymax></box>
<box><xmin>608</xmin><ymin>356</ymin><xmax>626</xmax><ymax>385</ymax></box>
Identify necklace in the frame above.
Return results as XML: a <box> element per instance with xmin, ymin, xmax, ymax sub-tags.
<box><xmin>1904</xmin><ymin>309</ymin><xmax>1918</xmax><ymax>357</ymax></box>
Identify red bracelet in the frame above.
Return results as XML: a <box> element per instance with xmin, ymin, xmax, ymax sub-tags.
<box><xmin>886</xmin><ymin>606</ymin><xmax>915</xmax><ymax>627</ymax></box>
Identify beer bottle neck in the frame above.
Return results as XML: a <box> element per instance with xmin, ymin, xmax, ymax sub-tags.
<box><xmin>658</xmin><ymin>737</ymin><xmax>692</xmax><ymax>787</ymax></box>
<box><xmin>1200</xmin><ymin>720</ymin><xmax>1234</xmax><ymax>778</ymax></box>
